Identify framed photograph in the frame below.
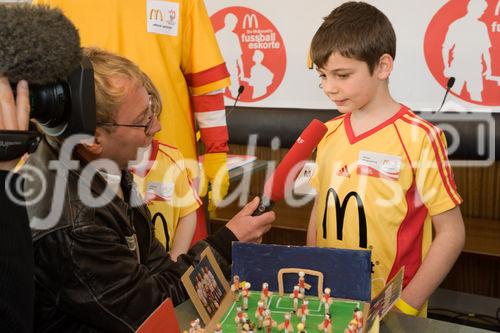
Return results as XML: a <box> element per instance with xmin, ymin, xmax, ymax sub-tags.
<box><xmin>181</xmin><ymin>247</ymin><xmax>230</xmax><ymax>324</ymax></box>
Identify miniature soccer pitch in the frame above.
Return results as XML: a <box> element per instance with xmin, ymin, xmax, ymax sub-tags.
<box><xmin>219</xmin><ymin>291</ymin><xmax>361</xmax><ymax>332</ymax></box>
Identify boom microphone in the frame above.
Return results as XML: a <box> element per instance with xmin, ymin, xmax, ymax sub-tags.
<box><xmin>437</xmin><ymin>77</ymin><xmax>456</xmax><ymax>112</ymax></box>
<box><xmin>226</xmin><ymin>85</ymin><xmax>245</xmax><ymax>118</ymax></box>
<box><xmin>252</xmin><ymin>119</ymin><xmax>328</xmax><ymax>216</ymax></box>
<box><xmin>0</xmin><ymin>4</ymin><xmax>96</xmax><ymax>160</ymax></box>
<box><xmin>0</xmin><ymin>4</ymin><xmax>81</xmax><ymax>85</ymax></box>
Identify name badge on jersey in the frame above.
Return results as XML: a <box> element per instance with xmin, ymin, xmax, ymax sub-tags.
<box><xmin>145</xmin><ymin>182</ymin><xmax>174</xmax><ymax>202</ymax></box>
<box><xmin>293</xmin><ymin>161</ymin><xmax>318</xmax><ymax>196</ymax></box>
<box><xmin>146</xmin><ymin>0</ymin><xmax>179</xmax><ymax>36</ymax></box>
<box><xmin>357</xmin><ymin>151</ymin><xmax>402</xmax><ymax>180</ymax></box>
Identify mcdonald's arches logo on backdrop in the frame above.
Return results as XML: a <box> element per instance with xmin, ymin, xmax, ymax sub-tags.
<box><xmin>242</xmin><ymin>13</ymin><xmax>259</xmax><ymax>29</ymax></box>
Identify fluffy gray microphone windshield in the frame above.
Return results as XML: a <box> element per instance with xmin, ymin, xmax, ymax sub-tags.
<box><xmin>0</xmin><ymin>4</ymin><xmax>81</xmax><ymax>84</ymax></box>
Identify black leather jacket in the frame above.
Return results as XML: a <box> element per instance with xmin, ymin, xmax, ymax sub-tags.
<box><xmin>24</xmin><ymin>139</ymin><xmax>235</xmax><ymax>332</ymax></box>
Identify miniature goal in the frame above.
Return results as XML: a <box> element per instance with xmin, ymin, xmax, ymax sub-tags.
<box><xmin>277</xmin><ymin>268</ymin><xmax>324</xmax><ymax>298</ymax></box>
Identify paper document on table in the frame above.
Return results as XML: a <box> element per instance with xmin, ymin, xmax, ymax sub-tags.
<box><xmin>226</xmin><ymin>154</ymin><xmax>257</xmax><ymax>171</ymax></box>
<box><xmin>199</xmin><ymin>154</ymin><xmax>257</xmax><ymax>171</ymax></box>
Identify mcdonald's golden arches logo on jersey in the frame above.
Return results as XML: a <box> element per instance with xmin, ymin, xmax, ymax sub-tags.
<box><xmin>146</xmin><ymin>0</ymin><xmax>179</xmax><ymax>36</ymax></box>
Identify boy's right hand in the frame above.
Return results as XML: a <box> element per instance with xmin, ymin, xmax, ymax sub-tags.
<box><xmin>226</xmin><ymin>197</ymin><xmax>275</xmax><ymax>243</ymax></box>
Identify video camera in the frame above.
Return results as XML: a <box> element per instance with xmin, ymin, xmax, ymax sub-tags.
<box><xmin>0</xmin><ymin>58</ymin><xmax>96</xmax><ymax>161</ymax></box>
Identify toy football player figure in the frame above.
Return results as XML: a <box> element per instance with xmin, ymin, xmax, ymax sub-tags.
<box><xmin>320</xmin><ymin>287</ymin><xmax>333</xmax><ymax>315</ymax></box>
<box><xmin>344</xmin><ymin>319</ymin><xmax>358</xmax><ymax>333</ymax></box>
<box><xmin>231</xmin><ymin>275</ymin><xmax>241</xmax><ymax>301</ymax></box>
<box><xmin>235</xmin><ymin>306</ymin><xmax>248</xmax><ymax>332</ymax></box>
<box><xmin>318</xmin><ymin>313</ymin><xmax>332</xmax><ymax>333</ymax></box>
<box><xmin>241</xmin><ymin>319</ymin><xmax>255</xmax><ymax>333</ymax></box>
<box><xmin>353</xmin><ymin>307</ymin><xmax>363</xmax><ymax>332</ymax></box>
<box><xmin>297</xmin><ymin>323</ymin><xmax>307</xmax><ymax>333</ymax></box>
<box><xmin>189</xmin><ymin>318</ymin><xmax>204</xmax><ymax>333</ymax></box>
<box><xmin>298</xmin><ymin>271</ymin><xmax>306</xmax><ymax>296</ymax></box>
<box><xmin>242</xmin><ymin>282</ymin><xmax>251</xmax><ymax>310</ymax></box>
<box><xmin>188</xmin><ymin>320</ymin><xmax>197</xmax><ymax>333</ymax></box>
<box><xmin>289</xmin><ymin>285</ymin><xmax>303</xmax><ymax>313</ymax></box>
<box><xmin>255</xmin><ymin>300</ymin><xmax>266</xmax><ymax>329</ymax></box>
<box><xmin>277</xmin><ymin>312</ymin><xmax>294</xmax><ymax>333</ymax></box>
<box><xmin>262</xmin><ymin>309</ymin><xmax>277</xmax><ymax>333</ymax></box>
<box><xmin>260</xmin><ymin>282</ymin><xmax>272</xmax><ymax>305</ymax></box>
<box><xmin>296</xmin><ymin>300</ymin><xmax>309</xmax><ymax>326</ymax></box>
<box><xmin>214</xmin><ymin>323</ymin><xmax>223</xmax><ymax>333</ymax></box>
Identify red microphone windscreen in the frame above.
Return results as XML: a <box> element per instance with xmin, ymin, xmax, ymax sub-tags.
<box><xmin>264</xmin><ymin>119</ymin><xmax>327</xmax><ymax>202</ymax></box>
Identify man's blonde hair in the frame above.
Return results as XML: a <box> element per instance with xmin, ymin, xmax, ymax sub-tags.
<box><xmin>83</xmin><ymin>47</ymin><xmax>161</xmax><ymax>126</ymax></box>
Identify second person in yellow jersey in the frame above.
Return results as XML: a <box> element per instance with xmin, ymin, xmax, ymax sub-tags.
<box><xmin>131</xmin><ymin>140</ymin><xmax>202</xmax><ymax>260</ymax></box>
<box><xmin>33</xmin><ymin>0</ymin><xmax>232</xmax><ymax>248</ymax></box>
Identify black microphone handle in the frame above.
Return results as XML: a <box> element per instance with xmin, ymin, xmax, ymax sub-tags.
<box><xmin>437</xmin><ymin>88</ymin><xmax>450</xmax><ymax>112</ymax></box>
<box><xmin>251</xmin><ymin>198</ymin><xmax>275</xmax><ymax>216</ymax></box>
<box><xmin>226</xmin><ymin>85</ymin><xmax>244</xmax><ymax>118</ymax></box>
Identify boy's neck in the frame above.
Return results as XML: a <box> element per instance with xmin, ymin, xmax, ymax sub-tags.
<box><xmin>349</xmin><ymin>88</ymin><xmax>401</xmax><ymax>137</ymax></box>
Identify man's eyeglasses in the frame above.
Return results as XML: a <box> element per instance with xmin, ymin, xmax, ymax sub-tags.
<box><xmin>96</xmin><ymin>95</ymin><xmax>156</xmax><ymax>134</ymax></box>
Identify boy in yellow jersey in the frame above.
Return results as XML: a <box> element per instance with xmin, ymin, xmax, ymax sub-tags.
<box><xmin>131</xmin><ymin>139</ymin><xmax>202</xmax><ymax>260</ymax></box>
<box><xmin>306</xmin><ymin>2</ymin><xmax>465</xmax><ymax>317</ymax></box>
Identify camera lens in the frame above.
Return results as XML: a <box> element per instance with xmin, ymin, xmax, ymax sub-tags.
<box><xmin>11</xmin><ymin>81</ymin><xmax>71</xmax><ymax>135</ymax></box>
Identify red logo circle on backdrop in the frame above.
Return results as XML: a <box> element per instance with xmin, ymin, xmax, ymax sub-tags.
<box><xmin>211</xmin><ymin>7</ymin><xmax>287</xmax><ymax>103</ymax></box>
<box><xmin>424</xmin><ymin>0</ymin><xmax>500</xmax><ymax>106</ymax></box>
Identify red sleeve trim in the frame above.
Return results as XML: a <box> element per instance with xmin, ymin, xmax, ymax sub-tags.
<box><xmin>185</xmin><ymin>63</ymin><xmax>230</xmax><ymax>88</ymax></box>
<box><xmin>407</xmin><ymin>113</ymin><xmax>459</xmax><ymax>193</ymax></box>
<box><xmin>191</xmin><ymin>93</ymin><xmax>225</xmax><ymax>113</ymax></box>
<box><xmin>393</xmin><ymin>123</ymin><xmax>415</xmax><ymax>174</ymax></box>
<box><xmin>200</xmin><ymin>126</ymin><xmax>229</xmax><ymax>153</ymax></box>
<box><xmin>401</xmin><ymin>115</ymin><xmax>461</xmax><ymax>206</ymax></box>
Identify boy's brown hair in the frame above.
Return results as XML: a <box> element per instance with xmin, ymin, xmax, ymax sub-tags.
<box><xmin>310</xmin><ymin>1</ymin><xmax>396</xmax><ymax>74</ymax></box>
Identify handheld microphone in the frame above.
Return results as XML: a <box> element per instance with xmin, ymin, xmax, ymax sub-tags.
<box><xmin>437</xmin><ymin>77</ymin><xmax>455</xmax><ymax>112</ymax></box>
<box><xmin>252</xmin><ymin>119</ymin><xmax>328</xmax><ymax>216</ymax></box>
<box><xmin>0</xmin><ymin>4</ymin><xmax>96</xmax><ymax>160</ymax></box>
<box><xmin>227</xmin><ymin>85</ymin><xmax>245</xmax><ymax>118</ymax></box>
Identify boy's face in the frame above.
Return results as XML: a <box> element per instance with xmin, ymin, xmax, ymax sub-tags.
<box><xmin>317</xmin><ymin>52</ymin><xmax>383</xmax><ymax>114</ymax></box>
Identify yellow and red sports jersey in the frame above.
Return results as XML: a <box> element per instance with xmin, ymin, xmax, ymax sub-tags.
<box><xmin>132</xmin><ymin>140</ymin><xmax>201</xmax><ymax>250</ymax></box>
<box><xmin>34</xmin><ymin>0</ymin><xmax>230</xmax><ymax>165</ymax></box>
<box><xmin>310</xmin><ymin>105</ymin><xmax>462</xmax><ymax>298</ymax></box>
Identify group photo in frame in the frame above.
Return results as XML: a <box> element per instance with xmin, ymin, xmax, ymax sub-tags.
<box><xmin>181</xmin><ymin>248</ymin><xmax>230</xmax><ymax>324</ymax></box>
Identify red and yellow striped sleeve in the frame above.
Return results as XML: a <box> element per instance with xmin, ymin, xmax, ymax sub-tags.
<box><xmin>401</xmin><ymin>113</ymin><xmax>462</xmax><ymax>215</ymax></box>
<box><xmin>191</xmin><ymin>90</ymin><xmax>228</xmax><ymax>153</ymax></box>
<box><xmin>183</xmin><ymin>0</ymin><xmax>230</xmax><ymax>153</ymax></box>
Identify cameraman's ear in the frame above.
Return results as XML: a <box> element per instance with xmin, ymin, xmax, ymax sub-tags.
<box><xmin>79</xmin><ymin>128</ymin><xmax>104</xmax><ymax>154</ymax></box>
